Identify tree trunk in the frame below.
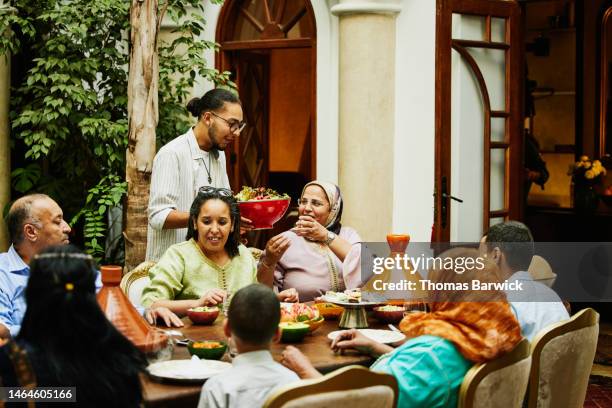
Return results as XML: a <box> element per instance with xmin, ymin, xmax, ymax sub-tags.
<box><xmin>124</xmin><ymin>0</ymin><xmax>159</xmax><ymax>272</ymax></box>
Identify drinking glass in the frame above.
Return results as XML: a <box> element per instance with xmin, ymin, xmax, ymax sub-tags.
<box><xmin>403</xmin><ymin>298</ymin><xmax>428</xmax><ymax>317</ymax></box>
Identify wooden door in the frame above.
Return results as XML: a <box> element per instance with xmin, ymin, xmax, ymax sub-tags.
<box><xmin>216</xmin><ymin>0</ymin><xmax>317</xmax><ymax>195</ymax></box>
<box><xmin>434</xmin><ymin>0</ymin><xmax>523</xmax><ymax>242</ymax></box>
<box><xmin>227</xmin><ymin>51</ymin><xmax>270</xmax><ymax>191</ymax></box>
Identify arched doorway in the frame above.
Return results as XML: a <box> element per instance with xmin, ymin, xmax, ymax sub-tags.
<box><xmin>216</xmin><ymin>0</ymin><xmax>317</xmax><ymax>247</ymax></box>
<box><xmin>216</xmin><ymin>0</ymin><xmax>317</xmax><ymax>200</ymax></box>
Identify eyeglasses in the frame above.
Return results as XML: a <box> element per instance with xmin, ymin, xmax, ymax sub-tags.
<box><xmin>198</xmin><ymin>186</ymin><xmax>234</xmax><ymax>197</ymax></box>
<box><xmin>298</xmin><ymin>198</ymin><xmax>328</xmax><ymax>208</ymax></box>
<box><xmin>209</xmin><ymin>111</ymin><xmax>247</xmax><ymax>134</ymax></box>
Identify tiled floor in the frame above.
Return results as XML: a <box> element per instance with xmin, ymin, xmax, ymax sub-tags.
<box><xmin>584</xmin><ymin>378</ymin><xmax>612</xmax><ymax>408</ymax></box>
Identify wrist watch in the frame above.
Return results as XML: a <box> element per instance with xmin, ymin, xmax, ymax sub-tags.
<box><xmin>324</xmin><ymin>231</ymin><xmax>336</xmax><ymax>245</ymax></box>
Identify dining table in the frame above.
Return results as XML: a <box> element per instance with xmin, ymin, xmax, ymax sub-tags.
<box><xmin>141</xmin><ymin>312</ymin><xmax>389</xmax><ymax>407</ymax></box>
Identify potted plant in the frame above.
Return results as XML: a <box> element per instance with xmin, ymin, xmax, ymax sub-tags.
<box><xmin>568</xmin><ymin>156</ymin><xmax>607</xmax><ymax>213</ymax></box>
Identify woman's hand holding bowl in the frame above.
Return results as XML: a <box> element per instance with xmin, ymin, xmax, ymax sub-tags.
<box><xmin>292</xmin><ymin>215</ymin><xmax>327</xmax><ymax>242</ymax></box>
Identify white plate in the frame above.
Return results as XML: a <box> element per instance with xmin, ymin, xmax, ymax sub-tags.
<box><xmin>147</xmin><ymin>357</ymin><xmax>232</xmax><ymax>383</ymax></box>
<box><xmin>327</xmin><ymin>329</ymin><xmax>406</xmax><ymax>344</ymax></box>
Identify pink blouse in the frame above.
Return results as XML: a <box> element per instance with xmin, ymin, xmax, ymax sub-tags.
<box><xmin>265</xmin><ymin>227</ymin><xmax>362</xmax><ymax>302</ymax></box>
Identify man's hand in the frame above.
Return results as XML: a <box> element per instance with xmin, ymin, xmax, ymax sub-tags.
<box><xmin>145</xmin><ymin>307</ymin><xmax>184</xmax><ymax>327</ymax></box>
<box><xmin>0</xmin><ymin>323</ymin><xmax>10</xmax><ymax>343</ymax></box>
<box><xmin>281</xmin><ymin>346</ymin><xmax>322</xmax><ymax>379</ymax></box>
<box><xmin>240</xmin><ymin>216</ymin><xmax>254</xmax><ymax>237</ymax></box>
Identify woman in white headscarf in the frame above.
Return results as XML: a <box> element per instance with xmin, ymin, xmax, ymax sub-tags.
<box><xmin>257</xmin><ymin>181</ymin><xmax>362</xmax><ymax>301</ymax></box>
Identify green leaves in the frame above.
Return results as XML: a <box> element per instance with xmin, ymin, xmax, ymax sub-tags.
<box><xmin>71</xmin><ymin>175</ymin><xmax>127</xmax><ymax>261</ymax></box>
<box><xmin>11</xmin><ymin>164</ymin><xmax>41</xmax><ymax>193</ymax></box>
<box><xmin>3</xmin><ymin>0</ymin><xmax>233</xmax><ymax>263</ymax></box>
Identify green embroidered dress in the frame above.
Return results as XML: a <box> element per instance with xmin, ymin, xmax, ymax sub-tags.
<box><xmin>141</xmin><ymin>239</ymin><xmax>257</xmax><ymax>307</ymax></box>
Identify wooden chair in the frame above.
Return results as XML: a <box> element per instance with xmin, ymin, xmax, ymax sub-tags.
<box><xmin>119</xmin><ymin>261</ymin><xmax>155</xmax><ymax>309</ymax></box>
<box><xmin>527</xmin><ymin>308</ymin><xmax>599</xmax><ymax>408</ymax></box>
<box><xmin>458</xmin><ymin>339</ymin><xmax>531</xmax><ymax>408</ymax></box>
<box><xmin>262</xmin><ymin>365</ymin><xmax>398</xmax><ymax>408</ymax></box>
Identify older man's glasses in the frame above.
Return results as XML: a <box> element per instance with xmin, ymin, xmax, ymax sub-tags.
<box><xmin>198</xmin><ymin>186</ymin><xmax>234</xmax><ymax>197</ymax></box>
<box><xmin>209</xmin><ymin>112</ymin><xmax>247</xmax><ymax>134</ymax></box>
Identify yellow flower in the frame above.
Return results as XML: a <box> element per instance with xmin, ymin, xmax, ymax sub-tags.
<box><xmin>580</xmin><ymin>155</ymin><xmax>589</xmax><ymax>162</ymax></box>
<box><xmin>576</xmin><ymin>161</ymin><xmax>584</xmax><ymax>168</ymax></box>
<box><xmin>585</xmin><ymin>161</ymin><xmax>592</xmax><ymax>169</ymax></box>
<box><xmin>594</xmin><ymin>160</ymin><xmax>602</xmax><ymax>167</ymax></box>
<box><xmin>585</xmin><ymin>169</ymin><xmax>595</xmax><ymax>179</ymax></box>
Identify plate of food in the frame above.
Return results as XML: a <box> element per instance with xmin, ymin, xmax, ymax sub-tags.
<box><xmin>327</xmin><ymin>329</ymin><xmax>406</xmax><ymax>344</ymax></box>
<box><xmin>320</xmin><ymin>289</ymin><xmax>383</xmax><ymax>307</ymax></box>
<box><xmin>147</xmin><ymin>356</ymin><xmax>231</xmax><ymax>384</ymax></box>
<box><xmin>235</xmin><ymin>186</ymin><xmax>291</xmax><ymax>229</ymax></box>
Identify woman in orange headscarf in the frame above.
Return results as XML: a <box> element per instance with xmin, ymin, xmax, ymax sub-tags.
<box><xmin>281</xmin><ymin>248</ymin><xmax>522</xmax><ymax>408</ymax></box>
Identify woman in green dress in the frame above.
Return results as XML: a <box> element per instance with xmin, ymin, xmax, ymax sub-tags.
<box><xmin>142</xmin><ymin>187</ymin><xmax>297</xmax><ymax>322</ymax></box>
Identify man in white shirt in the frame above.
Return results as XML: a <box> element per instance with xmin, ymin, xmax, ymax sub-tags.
<box><xmin>146</xmin><ymin>88</ymin><xmax>248</xmax><ymax>261</ymax></box>
<box><xmin>481</xmin><ymin>221</ymin><xmax>569</xmax><ymax>341</ymax></box>
<box><xmin>198</xmin><ymin>284</ymin><xmax>299</xmax><ymax>408</ymax></box>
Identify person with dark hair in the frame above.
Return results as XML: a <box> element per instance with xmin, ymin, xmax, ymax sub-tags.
<box><xmin>142</xmin><ymin>189</ymin><xmax>297</xmax><ymax>323</ymax></box>
<box><xmin>146</xmin><ymin>88</ymin><xmax>251</xmax><ymax>262</ymax></box>
<box><xmin>0</xmin><ymin>194</ymin><xmax>101</xmax><ymax>340</ymax></box>
<box><xmin>258</xmin><ymin>181</ymin><xmax>362</xmax><ymax>301</ymax></box>
<box><xmin>281</xmin><ymin>248</ymin><xmax>522</xmax><ymax>408</ymax></box>
<box><xmin>198</xmin><ymin>284</ymin><xmax>299</xmax><ymax>408</ymax></box>
<box><xmin>0</xmin><ymin>245</ymin><xmax>146</xmax><ymax>407</ymax></box>
<box><xmin>481</xmin><ymin>220</ymin><xmax>568</xmax><ymax>340</ymax></box>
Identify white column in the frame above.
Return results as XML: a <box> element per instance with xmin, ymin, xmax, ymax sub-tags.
<box><xmin>0</xmin><ymin>52</ymin><xmax>10</xmax><ymax>251</ymax></box>
<box><xmin>332</xmin><ymin>0</ymin><xmax>401</xmax><ymax>242</ymax></box>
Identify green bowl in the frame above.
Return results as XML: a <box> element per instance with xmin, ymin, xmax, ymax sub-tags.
<box><xmin>187</xmin><ymin>340</ymin><xmax>227</xmax><ymax>360</ymax></box>
<box><xmin>279</xmin><ymin>322</ymin><xmax>310</xmax><ymax>343</ymax></box>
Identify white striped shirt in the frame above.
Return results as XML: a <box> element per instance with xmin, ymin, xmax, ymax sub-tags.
<box><xmin>146</xmin><ymin>128</ymin><xmax>230</xmax><ymax>261</ymax></box>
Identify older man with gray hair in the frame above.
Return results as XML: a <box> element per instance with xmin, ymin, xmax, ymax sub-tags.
<box><xmin>0</xmin><ymin>194</ymin><xmax>84</xmax><ymax>339</ymax></box>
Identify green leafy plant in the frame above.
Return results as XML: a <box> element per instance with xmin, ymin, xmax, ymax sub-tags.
<box><xmin>1</xmin><ymin>0</ymin><xmax>233</xmax><ymax>262</ymax></box>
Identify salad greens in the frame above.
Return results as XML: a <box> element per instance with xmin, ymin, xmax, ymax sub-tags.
<box><xmin>235</xmin><ymin>186</ymin><xmax>290</xmax><ymax>201</ymax></box>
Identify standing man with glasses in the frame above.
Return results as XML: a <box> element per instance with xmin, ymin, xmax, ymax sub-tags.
<box><xmin>146</xmin><ymin>88</ymin><xmax>251</xmax><ymax>262</ymax></box>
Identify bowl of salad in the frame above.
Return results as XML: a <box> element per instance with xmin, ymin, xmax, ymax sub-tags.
<box><xmin>187</xmin><ymin>306</ymin><xmax>220</xmax><ymax>325</ymax></box>
<box><xmin>235</xmin><ymin>186</ymin><xmax>291</xmax><ymax>229</ymax></box>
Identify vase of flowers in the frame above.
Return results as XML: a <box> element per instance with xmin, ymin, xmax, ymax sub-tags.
<box><xmin>569</xmin><ymin>156</ymin><xmax>607</xmax><ymax>214</ymax></box>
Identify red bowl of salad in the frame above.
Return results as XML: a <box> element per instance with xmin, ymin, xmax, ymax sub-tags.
<box><xmin>235</xmin><ymin>187</ymin><xmax>291</xmax><ymax>230</ymax></box>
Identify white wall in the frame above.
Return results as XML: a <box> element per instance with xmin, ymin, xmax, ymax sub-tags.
<box><xmin>392</xmin><ymin>0</ymin><xmax>437</xmax><ymax>242</ymax></box>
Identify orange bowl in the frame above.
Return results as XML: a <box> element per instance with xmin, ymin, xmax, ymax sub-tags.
<box><xmin>238</xmin><ymin>198</ymin><xmax>291</xmax><ymax>229</ymax></box>
<box><xmin>314</xmin><ymin>302</ymin><xmax>344</xmax><ymax>320</ymax></box>
<box><xmin>304</xmin><ymin>316</ymin><xmax>325</xmax><ymax>333</ymax></box>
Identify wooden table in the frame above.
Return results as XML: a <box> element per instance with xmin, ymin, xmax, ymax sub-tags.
<box><xmin>141</xmin><ymin>315</ymin><xmax>384</xmax><ymax>407</ymax></box>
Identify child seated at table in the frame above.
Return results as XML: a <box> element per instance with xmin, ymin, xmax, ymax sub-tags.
<box><xmin>198</xmin><ymin>283</ymin><xmax>299</xmax><ymax>408</ymax></box>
